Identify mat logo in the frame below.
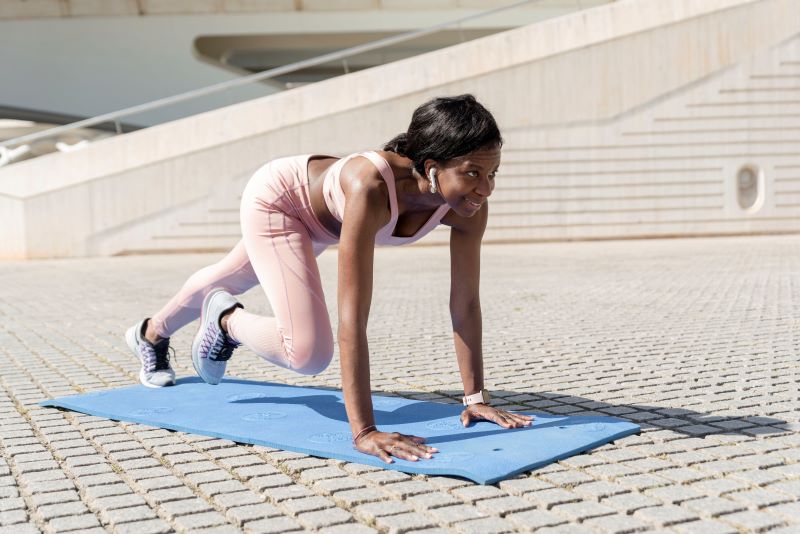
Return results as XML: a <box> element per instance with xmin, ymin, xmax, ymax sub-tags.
<box><xmin>432</xmin><ymin>452</ymin><xmax>474</xmax><ymax>464</ymax></box>
<box><xmin>426</xmin><ymin>419</ymin><xmax>463</xmax><ymax>431</ymax></box>
<box><xmin>307</xmin><ymin>432</ymin><xmax>350</xmax><ymax>444</ymax></box>
<box><xmin>130</xmin><ymin>406</ymin><xmax>174</xmax><ymax>416</ymax></box>
<box><xmin>241</xmin><ymin>412</ymin><xmax>287</xmax><ymax>422</ymax></box>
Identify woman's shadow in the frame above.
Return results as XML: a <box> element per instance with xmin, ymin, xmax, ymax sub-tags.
<box><xmin>208</xmin><ymin>377</ymin><xmax>791</xmax><ymax>442</ymax></box>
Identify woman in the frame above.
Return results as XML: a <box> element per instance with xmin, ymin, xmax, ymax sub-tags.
<box><xmin>126</xmin><ymin>94</ymin><xmax>532</xmax><ymax>464</ymax></box>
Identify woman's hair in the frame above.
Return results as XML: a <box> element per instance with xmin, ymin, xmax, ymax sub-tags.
<box><xmin>383</xmin><ymin>94</ymin><xmax>503</xmax><ymax>175</ymax></box>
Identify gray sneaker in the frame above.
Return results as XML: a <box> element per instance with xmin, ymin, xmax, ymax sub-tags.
<box><xmin>125</xmin><ymin>319</ymin><xmax>176</xmax><ymax>388</ymax></box>
<box><xmin>192</xmin><ymin>289</ymin><xmax>243</xmax><ymax>385</ymax></box>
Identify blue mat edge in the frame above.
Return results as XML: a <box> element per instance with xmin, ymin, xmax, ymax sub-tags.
<box><xmin>39</xmin><ymin>395</ymin><xmax>640</xmax><ymax>485</ymax></box>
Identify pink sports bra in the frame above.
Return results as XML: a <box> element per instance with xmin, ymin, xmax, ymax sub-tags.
<box><xmin>321</xmin><ymin>151</ymin><xmax>450</xmax><ymax>246</ymax></box>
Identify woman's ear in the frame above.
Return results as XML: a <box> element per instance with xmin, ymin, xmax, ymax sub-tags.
<box><xmin>423</xmin><ymin>159</ymin><xmax>438</xmax><ymax>178</ymax></box>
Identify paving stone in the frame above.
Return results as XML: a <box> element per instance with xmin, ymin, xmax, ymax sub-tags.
<box><xmin>728</xmin><ymin>487</ymin><xmax>793</xmax><ymax>507</ymax></box>
<box><xmin>655</xmin><ymin>468</ymin><xmax>709</xmax><ymax>484</ymax></box>
<box><xmin>266</xmin><ymin>484</ymin><xmax>315</xmax><ymax>502</ymax></box>
<box><xmin>0</xmin><ymin>509</ymin><xmax>28</xmax><ymax>525</ymax></box>
<box><xmin>672</xmin><ymin>519</ymin><xmax>738</xmax><ymax>534</ymax></box>
<box><xmin>245</xmin><ymin>515</ymin><xmax>304</xmax><ymax>533</ymax></box>
<box><xmin>523</xmin><ymin>488</ymin><xmax>581</xmax><ymax>510</ymax></box>
<box><xmin>355</xmin><ymin>500</ymin><xmax>413</xmax><ymax>521</ymax></box>
<box><xmin>551</xmin><ymin>501</ymin><xmax>617</xmax><ymax>521</ymax></box>
<box><xmin>769</xmin><ymin>479</ymin><xmax>800</xmax><ymax>497</ymax></box>
<box><xmin>282</xmin><ymin>495</ymin><xmax>335</xmax><ymax>516</ymax></box>
<box><xmin>83</xmin><ymin>483</ymin><xmax>132</xmax><ymax>500</ymax></box>
<box><xmin>46</xmin><ymin>513</ymin><xmax>102</xmax><ymax>531</ymax></box>
<box><xmin>690</xmin><ymin>478</ymin><xmax>749</xmax><ymax>496</ymax></box>
<box><xmin>92</xmin><ymin>493</ymin><xmax>148</xmax><ymax>510</ymax></box>
<box><xmin>474</xmin><ymin>496</ymin><xmax>535</xmax><ymax>516</ymax></box>
<box><xmin>0</xmin><ymin>523</ymin><xmax>40</xmax><ymax>534</ymax></box>
<box><xmin>114</xmin><ymin>518</ymin><xmax>175</xmax><ymax>534</ymax></box>
<box><xmin>234</xmin><ymin>464</ymin><xmax>281</xmax><ymax>480</ymax></box>
<box><xmin>765</xmin><ymin>527</ymin><xmax>800</xmax><ymax>534</ymax></box>
<box><xmin>718</xmin><ymin>510</ymin><xmax>785</xmax><ymax>531</ymax></box>
<box><xmin>535</xmin><ymin>524</ymin><xmax>598</xmax><ymax>534</ymax></box>
<box><xmin>582</xmin><ymin>513</ymin><xmax>653</xmax><ymax>534</ymax></box>
<box><xmin>374</xmin><ymin>512</ymin><xmax>436</xmax><ymax>533</ymax></box>
<box><xmin>226</xmin><ymin>502</ymin><xmax>282</xmax><ymax>525</ymax></box>
<box><xmin>497</xmin><ymin>477</ymin><xmax>553</xmax><ymax>495</ymax></box>
<box><xmin>453</xmin><ymin>516</ymin><xmax>515</xmax><ymax>534</ymax></box>
<box><xmin>0</xmin><ymin>498</ymin><xmax>25</xmax><ymax>512</ymax></box>
<box><xmin>313</xmin><ymin>477</ymin><xmax>365</xmax><ymax>495</ymax></box>
<box><xmin>159</xmin><ymin>497</ymin><xmax>213</xmax><ymax>518</ymax></box>
<box><xmin>681</xmin><ymin>496</ymin><xmax>747</xmax><ymax>518</ymax></box>
<box><xmin>318</xmin><ymin>524</ymin><xmax>379</xmax><ymax>534</ymax></box>
<box><xmin>0</xmin><ymin>487</ymin><xmax>19</xmax><ymax>499</ymax></box>
<box><xmin>644</xmin><ymin>485</ymin><xmax>705</xmax><ymax>504</ymax></box>
<box><xmin>505</xmin><ymin>508</ymin><xmax>567</xmax><ymax>530</ymax></box>
<box><xmin>539</xmin><ymin>470</ymin><xmax>595</xmax><ymax>487</ymax></box>
<box><xmin>213</xmin><ymin>490</ymin><xmax>265</xmax><ymax>510</ymax></box>
<box><xmin>98</xmin><ymin>504</ymin><xmax>158</xmax><ymax>525</ymax></box>
<box><xmin>199</xmin><ymin>479</ymin><xmax>249</xmax><ymax>496</ymax></box>
<box><xmin>584</xmin><ymin>464</ymin><xmax>639</xmax><ymax>480</ymax></box>
<box><xmin>332</xmin><ymin>487</ymin><xmax>384</xmax><ymax>507</ymax></box>
<box><xmin>427</xmin><ymin>504</ymin><xmax>487</xmax><ymax>525</ymax></box>
<box><xmin>382</xmin><ymin>480</ymin><xmax>436</xmax><ymax>499</ymax></box>
<box><xmin>37</xmin><ymin>501</ymin><xmax>90</xmax><ymax>519</ymax></box>
<box><xmin>358</xmin><ymin>470</ymin><xmax>411</xmax><ymax>485</ymax></box>
<box><xmin>571</xmin><ymin>481</ymin><xmax>629</xmax><ymax>501</ymax></box>
<box><xmin>173</xmin><ymin>510</ymin><xmax>230</xmax><ymax>529</ymax></box>
<box><xmin>633</xmin><ymin>505</ymin><xmax>699</xmax><ymax>526</ymax></box>
<box><xmin>249</xmin><ymin>474</ymin><xmax>295</xmax><ymax>492</ymax></box>
<box><xmin>297</xmin><ymin>506</ymin><xmax>354</xmax><ymax>529</ymax></box>
<box><xmin>768</xmin><ymin>502</ymin><xmax>800</xmax><ymax>521</ymax></box>
<box><xmin>406</xmin><ymin>492</ymin><xmax>460</xmax><ymax>510</ymax></box>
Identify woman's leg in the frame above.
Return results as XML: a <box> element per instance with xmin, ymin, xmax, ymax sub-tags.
<box><xmin>225</xmin><ymin>200</ymin><xmax>334</xmax><ymax>376</ymax></box>
<box><xmin>148</xmin><ymin>240</ymin><xmax>259</xmax><ymax>340</ymax></box>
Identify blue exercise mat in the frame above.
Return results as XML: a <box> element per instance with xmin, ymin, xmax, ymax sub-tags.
<box><xmin>40</xmin><ymin>377</ymin><xmax>639</xmax><ymax>484</ymax></box>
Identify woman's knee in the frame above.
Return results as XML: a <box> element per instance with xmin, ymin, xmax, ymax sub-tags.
<box><xmin>287</xmin><ymin>334</ymin><xmax>334</xmax><ymax>375</ymax></box>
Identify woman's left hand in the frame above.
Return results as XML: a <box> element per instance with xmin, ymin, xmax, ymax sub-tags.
<box><xmin>460</xmin><ymin>404</ymin><xmax>534</xmax><ymax>429</ymax></box>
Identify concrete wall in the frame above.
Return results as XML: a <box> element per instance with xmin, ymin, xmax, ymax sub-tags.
<box><xmin>0</xmin><ymin>3</ymin><xmax>597</xmax><ymax>125</ymax></box>
<box><xmin>1</xmin><ymin>0</ymin><xmax>798</xmax><ymax>258</ymax></box>
<box><xmin>0</xmin><ymin>0</ymin><xmax>608</xmax><ymax>18</ymax></box>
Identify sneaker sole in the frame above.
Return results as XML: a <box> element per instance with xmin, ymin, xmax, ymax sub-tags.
<box><xmin>126</xmin><ymin>323</ymin><xmax>174</xmax><ymax>389</ymax></box>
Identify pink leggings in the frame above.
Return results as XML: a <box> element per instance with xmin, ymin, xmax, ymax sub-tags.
<box><xmin>150</xmin><ymin>155</ymin><xmax>339</xmax><ymax>375</ymax></box>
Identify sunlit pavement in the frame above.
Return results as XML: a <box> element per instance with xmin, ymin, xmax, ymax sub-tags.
<box><xmin>1</xmin><ymin>235</ymin><xmax>799</xmax><ymax>533</ymax></box>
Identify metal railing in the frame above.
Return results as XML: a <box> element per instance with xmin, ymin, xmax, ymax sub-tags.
<box><xmin>1</xmin><ymin>0</ymin><xmax>617</xmax><ymax>155</ymax></box>
<box><xmin>0</xmin><ymin>0</ymin><xmax>547</xmax><ymax>150</ymax></box>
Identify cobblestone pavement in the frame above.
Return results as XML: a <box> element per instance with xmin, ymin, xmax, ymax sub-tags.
<box><xmin>1</xmin><ymin>235</ymin><xmax>799</xmax><ymax>534</ymax></box>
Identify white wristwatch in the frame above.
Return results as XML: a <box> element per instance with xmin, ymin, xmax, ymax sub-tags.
<box><xmin>462</xmin><ymin>389</ymin><xmax>490</xmax><ymax>406</ymax></box>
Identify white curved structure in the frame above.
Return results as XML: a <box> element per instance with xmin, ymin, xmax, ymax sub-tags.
<box><xmin>1</xmin><ymin>0</ymin><xmax>799</xmax><ymax>258</ymax></box>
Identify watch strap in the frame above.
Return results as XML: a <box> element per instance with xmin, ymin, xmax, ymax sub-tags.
<box><xmin>462</xmin><ymin>389</ymin><xmax>490</xmax><ymax>406</ymax></box>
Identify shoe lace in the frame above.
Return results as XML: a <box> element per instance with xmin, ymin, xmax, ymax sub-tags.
<box><xmin>202</xmin><ymin>325</ymin><xmax>240</xmax><ymax>362</ymax></box>
<box><xmin>141</xmin><ymin>340</ymin><xmax>175</xmax><ymax>372</ymax></box>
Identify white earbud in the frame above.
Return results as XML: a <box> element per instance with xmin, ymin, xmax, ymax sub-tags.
<box><xmin>428</xmin><ymin>169</ymin><xmax>438</xmax><ymax>194</ymax></box>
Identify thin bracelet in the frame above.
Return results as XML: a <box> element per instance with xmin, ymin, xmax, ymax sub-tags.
<box><xmin>352</xmin><ymin>425</ymin><xmax>377</xmax><ymax>446</ymax></box>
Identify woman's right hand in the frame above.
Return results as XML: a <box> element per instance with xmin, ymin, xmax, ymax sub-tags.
<box><xmin>355</xmin><ymin>430</ymin><xmax>439</xmax><ymax>464</ymax></box>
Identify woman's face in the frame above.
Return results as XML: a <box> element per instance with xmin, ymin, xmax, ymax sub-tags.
<box><xmin>430</xmin><ymin>145</ymin><xmax>501</xmax><ymax>217</ymax></box>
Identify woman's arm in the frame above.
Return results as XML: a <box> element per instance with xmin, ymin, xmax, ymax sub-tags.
<box><xmin>337</xmin><ymin>160</ymin><xmax>438</xmax><ymax>463</ymax></box>
<box><xmin>449</xmin><ymin>202</ymin><xmax>533</xmax><ymax>429</ymax></box>
<box><xmin>449</xmin><ymin>202</ymin><xmax>488</xmax><ymax>397</ymax></box>
<box><xmin>337</xmin><ymin>179</ymin><xmax>387</xmax><ymax>438</ymax></box>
